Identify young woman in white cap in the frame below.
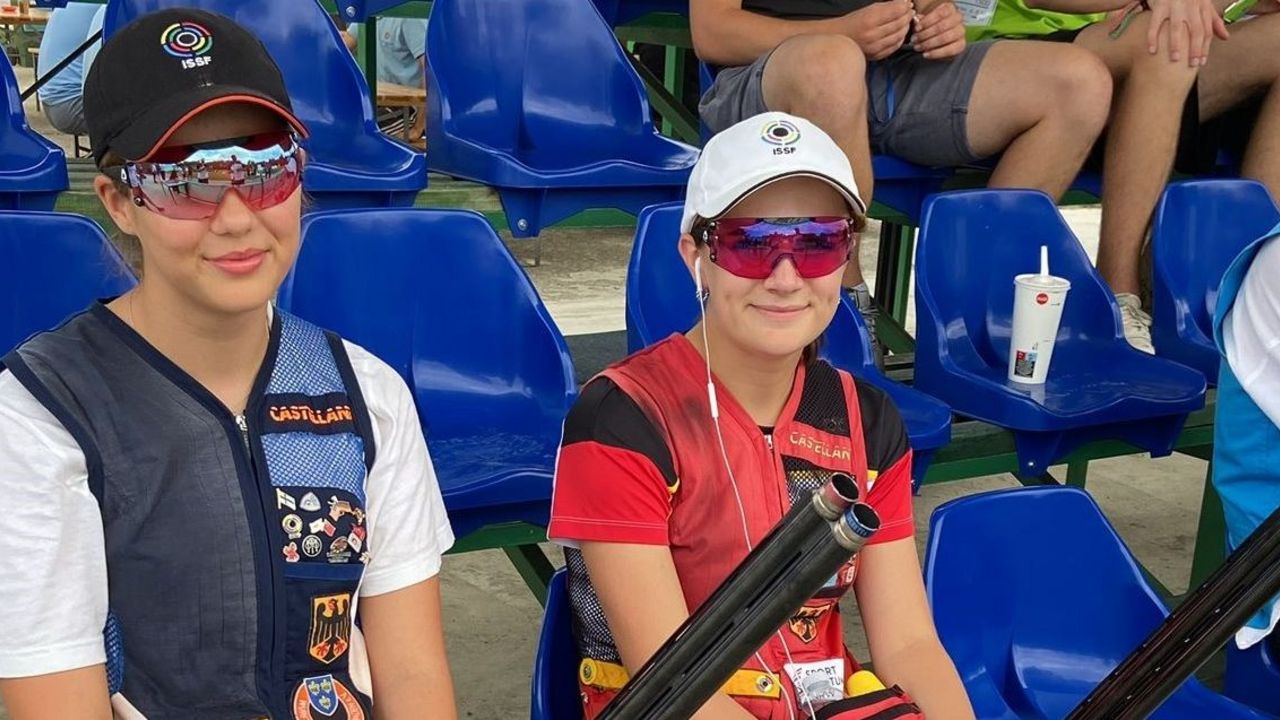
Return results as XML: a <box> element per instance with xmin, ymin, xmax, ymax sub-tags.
<box><xmin>0</xmin><ymin>9</ymin><xmax>455</xmax><ymax>719</ymax></box>
<box><xmin>549</xmin><ymin>112</ymin><xmax>973</xmax><ymax>719</ymax></box>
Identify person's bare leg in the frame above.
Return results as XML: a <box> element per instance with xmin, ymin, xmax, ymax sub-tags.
<box><xmin>1198</xmin><ymin>13</ymin><xmax>1280</xmax><ymax>193</ymax></box>
<box><xmin>966</xmin><ymin>40</ymin><xmax>1113</xmax><ymax>198</ymax></box>
<box><xmin>1073</xmin><ymin>15</ymin><xmax>1198</xmax><ymax>296</ymax></box>
<box><xmin>761</xmin><ymin>33</ymin><xmax>872</xmax><ymax>288</ymax></box>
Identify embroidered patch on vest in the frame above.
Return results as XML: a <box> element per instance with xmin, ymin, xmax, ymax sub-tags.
<box><xmin>292</xmin><ymin>674</ymin><xmax>365</xmax><ymax>719</ymax></box>
<box><xmin>309</xmin><ymin>594</ymin><xmax>352</xmax><ymax>664</ymax></box>
<box><xmin>783</xmin><ymin>428</ymin><xmax>854</xmax><ymax>465</ymax></box>
<box><xmin>785</xmin><ymin>362</ymin><xmax>856</xmax><ymax>468</ymax></box>
<box><xmin>264</xmin><ymin>393</ymin><xmax>358</xmax><ymax>436</ymax></box>
<box><xmin>788</xmin><ymin>602</ymin><xmax>834</xmax><ymax>644</ymax></box>
<box><xmin>260</xmin><ymin>314</ymin><xmax>370</xmax><ymax>500</ymax></box>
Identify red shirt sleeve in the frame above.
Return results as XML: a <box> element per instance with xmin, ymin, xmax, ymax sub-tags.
<box><xmin>864</xmin><ymin>450</ymin><xmax>914</xmax><ymax>545</ymax></box>
<box><xmin>854</xmin><ymin>380</ymin><xmax>915</xmax><ymax>545</ymax></box>
<box><xmin>548</xmin><ymin>377</ymin><xmax>677</xmax><ymax>546</ymax></box>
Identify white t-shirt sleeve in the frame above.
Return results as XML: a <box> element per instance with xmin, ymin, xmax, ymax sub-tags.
<box><xmin>345</xmin><ymin>342</ymin><xmax>454</xmax><ymax>597</ymax></box>
<box><xmin>0</xmin><ymin>370</ymin><xmax>108</xmax><ymax>677</ymax></box>
<box><xmin>1223</xmin><ymin>236</ymin><xmax>1280</xmax><ymax>429</ymax></box>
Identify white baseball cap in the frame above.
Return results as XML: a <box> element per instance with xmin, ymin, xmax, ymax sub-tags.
<box><xmin>680</xmin><ymin>111</ymin><xmax>867</xmax><ymax>234</ymax></box>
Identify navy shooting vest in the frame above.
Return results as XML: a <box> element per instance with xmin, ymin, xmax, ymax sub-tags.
<box><xmin>3</xmin><ymin>303</ymin><xmax>378</xmax><ymax>719</ymax></box>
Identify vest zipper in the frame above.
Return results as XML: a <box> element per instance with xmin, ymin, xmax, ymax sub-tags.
<box><xmin>764</xmin><ymin>432</ymin><xmax>774</xmax><ymax>451</ymax></box>
<box><xmin>235</xmin><ymin>414</ymin><xmax>251</xmax><ymax>452</ymax></box>
<box><xmin>233</xmin><ymin>410</ymin><xmax>279</xmax><ymax>716</ymax></box>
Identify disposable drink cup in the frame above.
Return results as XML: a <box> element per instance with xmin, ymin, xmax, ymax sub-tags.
<box><xmin>1008</xmin><ymin>273</ymin><xmax>1071</xmax><ymax>384</ymax></box>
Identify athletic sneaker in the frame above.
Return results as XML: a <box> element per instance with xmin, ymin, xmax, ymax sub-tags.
<box><xmin>1115</xmin><ymin>293</ymin><xmax>1155</xmax><ymax>354</ymax></box>
<box><xmin>846</xmin><ymin>284</ymin><xmax>884</xmax><ymax>370</ymax></box>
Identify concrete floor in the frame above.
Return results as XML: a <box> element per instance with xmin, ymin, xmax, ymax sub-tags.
<box><xmin>2</xmin><ymin>64</ymin><xmax>1215</xmax><ymax>719</ymax></box>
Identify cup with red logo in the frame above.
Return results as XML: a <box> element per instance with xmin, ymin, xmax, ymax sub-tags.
<box><xmin>1008</xmin><ymin>246</ymin><xmax>1071</xmax><ymax>385</ymax></box>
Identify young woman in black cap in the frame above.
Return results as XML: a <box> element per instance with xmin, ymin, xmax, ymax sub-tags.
<box><xmin>0</xmin><ymin>9</ymin><xmax>456</xmax><ymax>719</ymax></box>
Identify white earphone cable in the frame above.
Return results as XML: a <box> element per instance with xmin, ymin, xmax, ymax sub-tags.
<box><xmin>695</xmin><ymin>254</ymin><xmax>814</xmax><ymax>720</ymax></box>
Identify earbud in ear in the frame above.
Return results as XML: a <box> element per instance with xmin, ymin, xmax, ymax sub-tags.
<box><xmin>132</xmin><ymin>195</ymin><xmax>146</xmax><ymax>207</ymax></box>
<box><xmin>694</xmin><ymin>256</ymin><xmax>710</xmax><ymax>302</ymax></box>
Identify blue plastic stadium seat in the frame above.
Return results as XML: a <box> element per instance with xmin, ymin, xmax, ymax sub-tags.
<box><xmin>1068</xmin><ymin>170</ymin><xmax>1103</xmax><ymax>199</ymax></box>
<box><xmin>0</xmin><ymin>211</ymin><xmax>135</xmax><ymax>354</ymax></box>
<box><xmin>425</xmin><ymin>0</ymin><xmax>698</xmax><ymax>238</ymax></box>
<box><xmin>924</xmin><ymin>486</ymin><xmax>1273</xmax><ymax>719</ymax></box>
<box><xmin>1150</xmin><ymin>180</ymin><xmax>1280</xmax><ymax>717</ymax></box>
<box><xmin>277</xmin><ymin>209</ymin><xmax>577</xmax><ymax>539</ymax></box>
<box><xmin>326</xmin><ymin>0</ymin><xmax>411</xmax><ymax>21</ymax></box>
<box><xmin>591</xmin><ymin>0</ymin><xmax>688</xmax><ymax>25</ymax></box>
<box><xmin>1151</xmin><ymin>180</ymin><xmax>1280</xmax><ymax>384</ymax></box>
<box><xmin>104</xmin><ymin>0</ymin><xmax>426</xmax><ymax>211</ymax></box>
<box><xmin>532</xmin><ymin>568</ymin><xmax>583</xmax><ymax>720</ymax></box>
<box><xmin>913</xmin><ymin>190</ymin><xmax>1205</xmax><ymax>475</ymax></box>
<box><xmin>869</xmin><ymin>155</ymin><xmax>951</xmax><ymax>225</ymax></box>
<box><xmin>1226</xmin><ymin>637</ymin><xmax>1280</xmax><ymax>716</ymax></box>
<box><xmin>0</xmin><ymin>57</ymin><xmax>68</xmax><ymax>211</ymax></box>
<box><xmin>626</xmin><ymin>202</ymin><xmax>951</xmax><ymax>483</ymax></box>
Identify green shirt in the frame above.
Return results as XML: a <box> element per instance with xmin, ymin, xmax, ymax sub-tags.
<box><xmin>959</xmin><ymin>0</ymin><xmax>1104</xmax><ymax>41</ymax></box>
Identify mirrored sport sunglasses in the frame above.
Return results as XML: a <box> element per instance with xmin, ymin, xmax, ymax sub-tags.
<box><xmin>112</xmin><ymin>131</ymin><xmax>304</xmax><ymax>220</ymax></box>
<box><xmin>701</xmin><ymin>216</ymin><xmax>855</xmax><ymax>279</ymax></box>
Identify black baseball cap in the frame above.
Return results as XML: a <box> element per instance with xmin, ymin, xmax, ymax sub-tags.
<box><xmin>84</xmin><ymin>8</ymin><xmax>308</xmax><ymax>166</ymax></box>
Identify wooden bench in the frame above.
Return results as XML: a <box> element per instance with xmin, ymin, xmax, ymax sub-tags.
<box><xmin>376</xmin><ymin>80</ymin><xmax>426</xmax><ymax>149</ymax></box>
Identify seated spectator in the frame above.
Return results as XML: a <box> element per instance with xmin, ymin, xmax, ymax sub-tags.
<box><xmin>1213</xmin><ymin>224</ymin><xmax>1280</xmax><ymax>654</ymax></box>
<box><xmin>549</xmin><ymin>112</ymin><xmax>973</xmax><ymax>719</ymax></box>
<box><xmin>343</xmin><ymin>17</ymin><xmax>428</xmax><ymax>89</ymax></box>
<box><xmin>342</xmin><ymin>18</ymin><xmax>428</xmax><ymax>138</ymax></box>
<box><xmin>969</xmin><ymin>0</ymin><xmax>1280</xmax><ymax>353</ymax></box>
<box><xmin>34</xmin><ymin>2</ymin><xmax>103</xmax><ymax>136</ymax></box>
<box><xmin>692</xmin><ymin>0</ymin><xmax>1113</xmax><ymax>360</ymax></box>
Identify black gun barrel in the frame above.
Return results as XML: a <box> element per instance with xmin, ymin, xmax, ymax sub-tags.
<box><xmin>601</xmin><ymin>494</ymin><xmax>880</xmax><ymax>720</ymax></box>
<box><xmin>1067</xmin><ymin>504</ymin><xmax>1280</xmax><ymax>720</ymax></box>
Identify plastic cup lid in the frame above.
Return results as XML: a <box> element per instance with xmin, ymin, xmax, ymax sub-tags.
<box><xmin>1015</xmin><ymin>273</ymin><xmax>1071</xmax><ymax>291</ymax></box>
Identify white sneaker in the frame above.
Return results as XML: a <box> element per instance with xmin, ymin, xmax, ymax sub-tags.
<box><xmin>1115</xmin><ymin>293</ymin><xmax>1155</xmax><ymax>354</ymax></box>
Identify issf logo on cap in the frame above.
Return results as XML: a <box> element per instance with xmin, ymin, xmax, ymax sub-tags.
<box><xmin>761</xmin><ymin>119</ymin><xmax>801</xmax><ymax>156</ymax></box>
<box><xmin>161</xmin><ymin>22</ymin><xmax>213</xmax><ymax>70</ymax></box>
